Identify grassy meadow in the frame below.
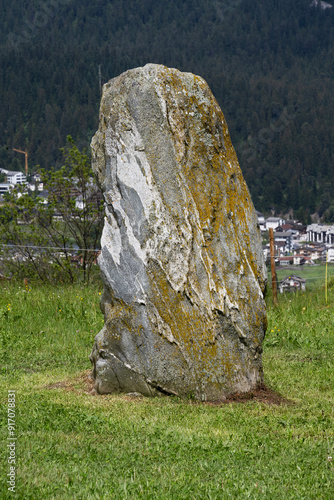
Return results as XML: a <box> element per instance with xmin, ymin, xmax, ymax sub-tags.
<box><xmin>0</xmin><ymin>279</ymin><xmax>333</xmax><ymax>499</ymax></box>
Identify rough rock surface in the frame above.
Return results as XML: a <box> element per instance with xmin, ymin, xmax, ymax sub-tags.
<box><xmin>90</xmin><ymin>64</ymin><xmax>267</xmax><ymax>401</ymax></box>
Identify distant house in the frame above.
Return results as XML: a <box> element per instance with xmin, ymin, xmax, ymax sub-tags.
<box><xmin>27</xmin><ymin>172</ymin><xmax>43</xmax><ymax>192</ymax></box>
<box><xmin>28</xmin><ymin>182</ymin><xmax>44</xmax><ymax>192</ymax></box>
<box><xmin>263</xmin><ymin>246</ymin><xmax>270</xmax><ymax>262</ymax></box>
<box><xmin>307</xmin><ymin>223</ymin><xmax>334</xmax><ymax>245</ymax></box>
<box><xmin>293</xmin><ymin>255</ymin><xmax>311</xmax><ymax>266</ymax></box>
<box><xmin>75</xmin><ymin>187</ymin><xmax>103</xmax><ymax>210</ymax></box>
<box><xmin>277</xmin><ymin>222</ymin><xmax>306</xmax><ymax>245</ymax></box>
<box><xmin>274</xmin><ymin>231</ymin><xmax>293</xmax><ymax>253</ymax></box>
<box><xmin>327</xmin><ymin>247</ymin><xmax>334</xmax><ymax>263</ymax></box>
<box><xmin>276</xmin><ymin>224</ymin><xmax>292</xmax><ymax>232</ymax></box>
<box><xmin>265</xmin><ymin>238</ymin><xmax>289</xmax><ymax>262</ymax></box>
<box><xmin>256</xmin><ymin>211</ymin><xmax>266</xmax><ymax>232</ymax></box>
<box><xmin>279</xmin><ymin>275</ymin><xmax>306</xmax><ymax>293</ymax></box>
<box><xmin>37</xmin><ymin>190</ymin><xmax>49</xmax><ymax>205</ymax></box>
<box><xmin>5</xmin><ymin>170</ymin><xmax>27</xmax><ymax>185</ymax></box>
<box><xmin>0</xmin><ymin>182</ymin><xmax>13</xmax><ymax>194</ymax></box>
<box><xmin>31</xmin><ymin>172</ymin><xmax>41</xmax><ymax>182</ymax></box>
<box><xmin>295</xmin><ymin>244</ymin><xmax>326</xmax><ymax>262</ymax></box>
<box><xmin>275</xmin><ymin>240</ymin><xmax>289</xmax><ymax>256</ymax></box>
<box><xmin>277</xmin><ymin>256</ymin><xmax>294</xmax><ymax>266</ymax></box>
<box><xmin>265</xmin><ymin>217</ymin><xmax>286</xmax><ymax>231</ymax></box>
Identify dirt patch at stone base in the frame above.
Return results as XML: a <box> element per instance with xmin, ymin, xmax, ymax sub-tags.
<box><xmin>44</xmin><ymin>370</ymin><xmax>96</xmax><ymax>395</ymax></box>
<box><xmin>45</xmin><ymin>373</ymin><xmax>291</xmax><ymax>406</ymax></box>
<box><xmin>204</xmin><ymin>384</ymin><xmax>293</xmax><ymax>406</ymax></box>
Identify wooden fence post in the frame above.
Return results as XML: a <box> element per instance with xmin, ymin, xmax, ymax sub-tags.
<box><xmin>269</xmin><ymin>228</ymin><xmax>278</xmax><ymax>306</ymax></box>
<box><xmin>325</xmin><ymin>249</ymin><xmax>328</xmax><ymax>305</ymax></box>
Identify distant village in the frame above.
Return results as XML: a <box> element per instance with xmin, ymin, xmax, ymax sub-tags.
<box><xmin>0</xmin><ymin>167</ymin><xmax>89</xmax><ymax>210</ymax></box>
<box><xmin>1</xmin><ymin>167</ymin><xmax>334</xmax><ymax>270</ymax></box>
<box><xmin>0</xmin><ymin>168</ymin><xmax>47</xmax><ymax>201</ymax></box>
<box><xmin>257</xmin><ymin>212</ymin><xmax>334</xmax><ymax>266</ymax></box>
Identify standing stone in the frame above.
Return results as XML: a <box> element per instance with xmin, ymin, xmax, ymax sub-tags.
<box><xmin>90</xmin><ymin>64</ymin><xmax>267</xmax><ymax>401</ymax></box>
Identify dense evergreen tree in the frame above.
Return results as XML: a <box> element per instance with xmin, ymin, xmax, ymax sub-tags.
<box><xmin>0</xmin><ymin>0</ymin><xmax>334</xmax><ymax>221</ymax></box>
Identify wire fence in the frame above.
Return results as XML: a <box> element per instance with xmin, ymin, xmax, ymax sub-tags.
<box><xmin>0</xmin><ymin>244</ymin><xmax>100</xmax><ymax>252</ymax></box>
<box><xmin>1</xmin><ymin>243</ymin><xmax>333</xmax><ymax>285</ymax></box>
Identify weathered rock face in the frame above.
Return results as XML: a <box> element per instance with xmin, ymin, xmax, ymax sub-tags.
<box><xmin>90</xmin><ymin>64</ymin><xmax>267</xmax><ymax>401</ymax></box>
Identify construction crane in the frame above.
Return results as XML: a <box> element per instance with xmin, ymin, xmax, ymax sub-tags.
<box><xmin>12</xmin><ymin>148</ymin><xmax>28</xmax><ymax>176</ymax></box>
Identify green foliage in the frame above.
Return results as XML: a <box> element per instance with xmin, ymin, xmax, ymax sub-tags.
<box><xmin>0</xmin><ymin>137</ymin><xmax>104</xmax><ymax>283</ymax></box>
<box><xmin>0</xmin><ymin>281</ymin><xmax>333</xmax><ymax>498</ymax></box>
<box><xmin>323</xmin><ymin>204</ymin><xmax>334</xmax><ymax>223</ymax></box>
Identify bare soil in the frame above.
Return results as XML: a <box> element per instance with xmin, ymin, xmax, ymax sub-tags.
<box><xmin>217</xmin><ymin>383</ymin><xmax>292</xmax><ymax>406</ymax></box>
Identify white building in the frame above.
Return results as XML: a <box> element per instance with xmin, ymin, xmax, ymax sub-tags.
<box><xmin>279</xmin><ymin>275</ymin><xmax>306</xmax><ymax>293</ymax></box>
<box><xmin>28</xmin><ymin>182</ymin><xmax>44</xmax><ymax>192</ymax></box>
<box><xmin>274</xmin><ymin>231</ymin><xmax>293</xmax><ymax>253</ymax></box>
<box><xmin>307</xmin><ymin>224</ymin><xmax>334</xmax><ymax>245</ymax></box>
<box><xmin>265</xmin><ymin>217</ymin><xmax>286</xmax><ymax>231</ymax></box>
<box><xmin>6</xmin><ymin>171</ymin><xmax>26</xmax><ymax>185</ymax></box>
<box><xmin>0</xmin><ymin>183</ymin><xmax>13</xmax><ymax>194</ymax></box>
<box><xmin>1</xmin><ymin>168</ymin><xmax>26</xmax><ymax>185</ymax></box>
<box><xmin>327</xmin><ymin>247</ymin><xmax>334</xmax><ymax>263</ymax></box>
<box><xmin>256</xmin><ymin>211</ymin><xmax>266</xmax><ymax>232</ymax></box>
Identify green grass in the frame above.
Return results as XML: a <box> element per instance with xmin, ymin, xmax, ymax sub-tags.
<box><xmin>1</xmin><ymin>281</ymin><xmax>333</xmax><ymax>499</ymax></box>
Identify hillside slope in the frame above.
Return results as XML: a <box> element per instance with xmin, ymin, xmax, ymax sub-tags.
<box><xmin>1</xmin><ymin>0</ymin><xmax>334</xmax><ymax>220</ymax></box>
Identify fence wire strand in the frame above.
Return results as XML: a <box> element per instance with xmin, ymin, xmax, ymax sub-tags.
<box><xmin>0</xmin><ymin>243</ymin><xmax>100</xmax><ymax>252</ymax></box>
<box><xmin>1</xmin><ymin>244</ymin><xmax>333</xmax><ymax>285</ymax></box>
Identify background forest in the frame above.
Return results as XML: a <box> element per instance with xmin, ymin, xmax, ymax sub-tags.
<box><xmin>1</xmin><ymin>0</ymin><xmax>334</xmax><ymax>221</ymax></box>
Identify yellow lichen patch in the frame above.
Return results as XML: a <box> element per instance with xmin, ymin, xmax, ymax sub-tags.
<box><xmin>146</xmin><ymin>260</ymin><xmax>247</xmax><ymax>391</ymax></box>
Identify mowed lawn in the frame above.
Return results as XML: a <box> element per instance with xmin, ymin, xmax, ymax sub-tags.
<box><xmin>0</xmin><ymin>280</ymin><xmax>333</xmax><ymax>499</ymax></box>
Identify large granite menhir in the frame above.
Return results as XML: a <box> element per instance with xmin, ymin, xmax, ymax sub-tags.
<box><xmin>90</xmin><ymin>64</ymin><xmax>267</xmax><ymax>401</ymax></box>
